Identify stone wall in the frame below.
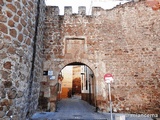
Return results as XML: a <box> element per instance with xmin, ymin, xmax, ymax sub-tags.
<box><xmin>0</xmin><ymin>0</ymin><xmax>45</xmax><ymax>119</ymax></box>
<box><xmin>44</xmin><ymin>1</ymin><xmax>160</xmax><ymax>114</ymax></box>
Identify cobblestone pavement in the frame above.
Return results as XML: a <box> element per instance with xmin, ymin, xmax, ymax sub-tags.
<box><xmin>31</xmin><ymin>96</ymin><xmax>155</xmax><ymax>120</ymax></box>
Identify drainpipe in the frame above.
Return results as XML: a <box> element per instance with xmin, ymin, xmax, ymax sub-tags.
<box><xmin>27</xmin><ymin>0</ymin><xmax>41</xmax><ymax>118</ymax></box>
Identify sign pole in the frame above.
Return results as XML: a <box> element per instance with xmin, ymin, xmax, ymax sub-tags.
<box><xmin>108</xmin><ymin>83</ymin><xmax>113</xmax><ymax>120</ymax></box>
<box><xmin>104</xmin><ymin>73</ymin><xmax>114</xmax><ymax>120</ymax></box>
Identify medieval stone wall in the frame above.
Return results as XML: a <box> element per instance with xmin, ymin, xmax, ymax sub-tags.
<box><xmin>44</xmin><ymin>1</ymin><xmax>160</xmax><ymax>114</ymax></box>
<box><xmin>0</xmin><ymin>0</ymin><xmax>45</xmax><ymax>119</ymax></box>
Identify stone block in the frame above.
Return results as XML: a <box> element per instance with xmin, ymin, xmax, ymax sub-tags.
<box><xmin>6</xmin><ymin>4</ymin><xmax>16</xmax><ymax>13</ymax></box>
<box><xmin>3</xmin><ymin>62</ymin><xmax>12</xmax><ymax>69</ymax></box>
<box><xmin>0</xmin><ymin>111</ymin><xmax>5</xmax><ymax>118</ymax></box>
<box><xmin>6</xmin><ymin>11</ymin><xmax>13</xmax><ymax>18</ymax></box>
<box><xmin>0</xmin><ymin>15</ymin><xmax>7</xmax><ymax>22</ymax></box>
<box><xmin>0</xmin><ymin>23</ymin><xmax>8</xmax><ymax>34</ymax></box>
<box><xmin>7</xmin><ymin>47</ymin><xmax>16</xmax><ymax>54</ymax></box>
<box><xmin>8</xmin><ymin>20</ymin><xmax>14</xmax><ymax>27</ymax></box>
<box><xmin>78</xmin><ymin>6</ymin><xmax>86</xmax><ymax>15</ymax></box>
<box><xmin>64</xmin><ymin>6</ymin><xmax>72</xmax><ymax>15</ymax></box>
<box><xmin>3</xmin><ymin>81</ymin><xmax>12</xmax><ymax>88</ymax></box>
<box><xmin>10</xmin><ymin>29</ymin><xmax>17</xmax><ymax>37</ymax></box>
<box><xmin>0</xmin><ymin>90</ymin><xmax>6</xmax><ymax>98</ymax></box>
<box><xmin>7</xmin><ymin>89</ymin><xmax>17</xmax><ymax>99</ymax></box>
<box><xmin>1</xmin><ymin>99</ymin><xmax>11</xmax><ymax>106</ymax></box>
<box><xmin>16</xmin><ymin>91</ymin><xmax>23</xmax><ymax>98</ymax></box>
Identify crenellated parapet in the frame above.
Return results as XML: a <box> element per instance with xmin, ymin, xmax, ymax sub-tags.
<box><xmin>45</xmin><ymin>1</ymin><xmax>147</xmax><ymax>17</ymax></box>
<box><xmin>46</xmin><ymin>6</ymin><xmax>106</xmax><ymax>16</ymax></box>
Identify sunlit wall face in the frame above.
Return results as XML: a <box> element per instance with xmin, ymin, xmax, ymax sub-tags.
<box><xmin>61</xmin><ymin>66</ymin><xmax>73</xmax><ymax>88</ymax></box>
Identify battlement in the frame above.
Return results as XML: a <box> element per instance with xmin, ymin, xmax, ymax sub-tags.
<box><xmin>46</xmin><ymin>6</ymin><xmax>105</xmax><ymax>16</ymax></box>
<box><xmin>45</xmin><ymin>1</ymin><xmax>140</xmax><ymax>16</ymax></box>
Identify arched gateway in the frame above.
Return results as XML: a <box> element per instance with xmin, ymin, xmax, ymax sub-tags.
<box><xmin>39</xmin><ymin>3</ymin><xmax>160</xmax><ymax>114</ymax></box>
<box><xmin>40</xmin><ymin>55</ymin><xmax>103</xmax><ymax>111</ymax></box>
<box><xmin>57</xmin><ymin>62</ymin><xmax>96</xmax><ymax>105</ymax></box>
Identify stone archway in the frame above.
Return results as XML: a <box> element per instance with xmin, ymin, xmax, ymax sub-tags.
<box><xmin>57</xmin><ymin>62</ymin><xmax>97</xmax><ymax>106</ymax></box>
<box><xmin>39</xmin><ymin>59</ymin><xmax>103</xmax><ymax>112</ymax></box>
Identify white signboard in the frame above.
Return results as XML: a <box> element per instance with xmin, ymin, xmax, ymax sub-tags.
<box><xmin>48</xmin><ymin>71</ymin><xmax>53</xmax><ymax>76</ymax></box>
<box><xmin>105</xmin><ymin>77</ymin><xmax>114</xmax><ymax>83</ymax></box>
<box><xmin>50</xmin><ymin>76</ymin><xmax>55</xmax><ymax>80</ymax></box>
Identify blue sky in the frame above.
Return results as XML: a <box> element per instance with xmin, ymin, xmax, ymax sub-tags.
<box><xmin>45</xmin><ymin>0</ymin><xmax>129</xmax><ymax>14</ymax></box>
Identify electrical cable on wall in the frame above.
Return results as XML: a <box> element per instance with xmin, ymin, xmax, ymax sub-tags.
<box><xmin>88</xmin><ymin>0</ymin><xmax>93</xmax><ymax>15</ymax></box>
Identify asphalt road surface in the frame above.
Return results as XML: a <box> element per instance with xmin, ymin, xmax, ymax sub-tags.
<box><xmin>31</xmin><ymin>96</ymin><xmax>155</xmax><ymax>120</ymax></box>
<box><xmin>31</xmin><ymin>96</ymin><xmax>108</xmax><ymax>120</ymax></box>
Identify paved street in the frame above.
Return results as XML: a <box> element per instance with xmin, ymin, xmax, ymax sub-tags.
<box><xmin>31</xmin><ymin>96</ymin><xmax>108</xmax><ymax>120</ymax></box>
<box><xmin>31</xmin><ymin>96</ymin><xmax>154</xmax><ymax>120</ymax></box>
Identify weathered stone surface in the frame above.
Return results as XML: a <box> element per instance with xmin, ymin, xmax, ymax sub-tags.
<box><xmin>0</xmin><ymin>40</ymin><xmax>4</xmax><ymax>50</ymax></box>
<box><xmin>0</xmin><ymin>85</ymin><xmax>5</xmax><ymax>91</ymax></box>
<box><xmin>1</xmin><ymin>71</ymin><xmax>10</xmax><ymax>80</ymax></box>
<box><xmin>12</xmin><ymin>115</ymin><xmax>20</xmax><ymax>120</ymax></box>
<box><xmin>17</xmin><ymin>24</ymin><xmax>22</xmax><ymax>31</ymax></box>
<box><xmin>0</xmin><ymin>15</ymin><xmax>7</xmax><ymax>22</ymax></box>
<box><xmin>7</xmin><ymin>89</ymin><xmax>16</xmax><ymax>99</ymax></box>
<box><xmin>6</xmin><ymin>110</ymin><xmax>13</xmax><ymax>117</ymax></box>
<box><xmin>10</xmin><ymin>29</ymin><xmax>17</xmax><ymax>37</ymax></box>
<box><xmin>1</xmin><ymin>99</ymin><xmax>12</xmax><ymax>106</ymax></box>
<box><xmin>0</xmin><ymin>23</ymin><xmax>8</xmax><ymax>34</ymax></box>
<box><xmin>2</xmin><ymin>116</ymin><xmax>10</xmax><ymax>120</ymax></box>
<box><xmin>17</xmin><ymin>91</ymin><xmax>23</xmax><ymax>98</ymax></box>
<box><xmin>16</xmin><ymin>48</ymin><xmax>24</xmax><ymax>56</ymax></box>
<box><xmin>0</xmin><ymin>111</ymin><xmax>5</xmax><ymax>118</ymax></box>
<box><xmin>3</xmin><ymin>35</ymin><xmax>11</xmax><ymax>41</ymax></box>
<box><xmin>0</xmin><ymin>0</ymin><xmax>4</xmax><ymax>5</ymax></box>
<box><xmin>13</xmin><ymin>15</ymin><xmax>19</xmax><ymax>22</ymax></box>
<box><xmin>18</xmin><ymin>34</ymin><xmax>23</xmax><ymax>42</ymax></box>
<box><xmin>17</xmin><ymin>11</ymin><xmax>22</xmax><ymax>16</ymax></box>
<box><xmin>25</xmin><ymin>38</ymin><xmax>31</xmax><ymax>45</ymax></box>
<box><xmin>20</xmin><ymin>18</ymin><xmax>26</xmax><ymax>27</ymax></box>
<box><xmin>0</xmin><ymin>90</ymin><xmax>6</xmax><ymax>98</ymax></box>
<box><xmin>6</xmin><ymin>4</ymin><xmax>16</xmax><ymax>13</ymax></box>
<box><xmin>0</xmin><ymin>0</ymin><xmax>45</xmax><ymax>119</ymax></box>
<box><xmin>7</xmin><ymin>47</ymin><xmax>16</xmax><ymax>54</ymax></box>
<box><xmin>8</xmin><ymin>20</ymin><xmax>14</xmax><ymax>27</ymax></box>
<box><xmin>3</xmin><ymin>62</ymin><xmax>12</xmax><ymax>69</ymax></box>
<box><xmin>3</xmin><ymin>81</ymin><xmax>12</xmax><ymax>88</ymax></box>
<box><xmin>6</xmin><ymin>0</ymin><xmax>12</xmax><ymax>2</ymax></box>
<box><xmin>6</xmin><ymin>11</ymin><xmax>13</xmax><ymax>18</ymax></box>
<box><xmin>0</xmin><ymin>106</ymin><xmax>3</xmax><ymax>111</ymax></box>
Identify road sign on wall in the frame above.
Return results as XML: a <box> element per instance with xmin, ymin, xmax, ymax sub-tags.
<box><xmin>104</xmin><ymin>73</ymin><xmax>114</xmax><ymax>83</ymax></box>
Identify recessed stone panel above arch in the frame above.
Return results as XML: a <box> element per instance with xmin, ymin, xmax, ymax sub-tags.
<box><xmin>63</xmin><ymin>36</ymin><xmax>87</xmax><ymax>56</ymax></box>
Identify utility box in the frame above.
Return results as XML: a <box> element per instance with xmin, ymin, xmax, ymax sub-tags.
<box><xmin>115</xmin><ymin>114</ymin><xmax>125</xmax><ymax>120</ymax></box>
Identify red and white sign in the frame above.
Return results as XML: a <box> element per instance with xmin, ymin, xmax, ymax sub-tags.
<box><xmin>104</xmin><ymin>73</ymin><xmax>114</xmax><ymax>83</ymax></box>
